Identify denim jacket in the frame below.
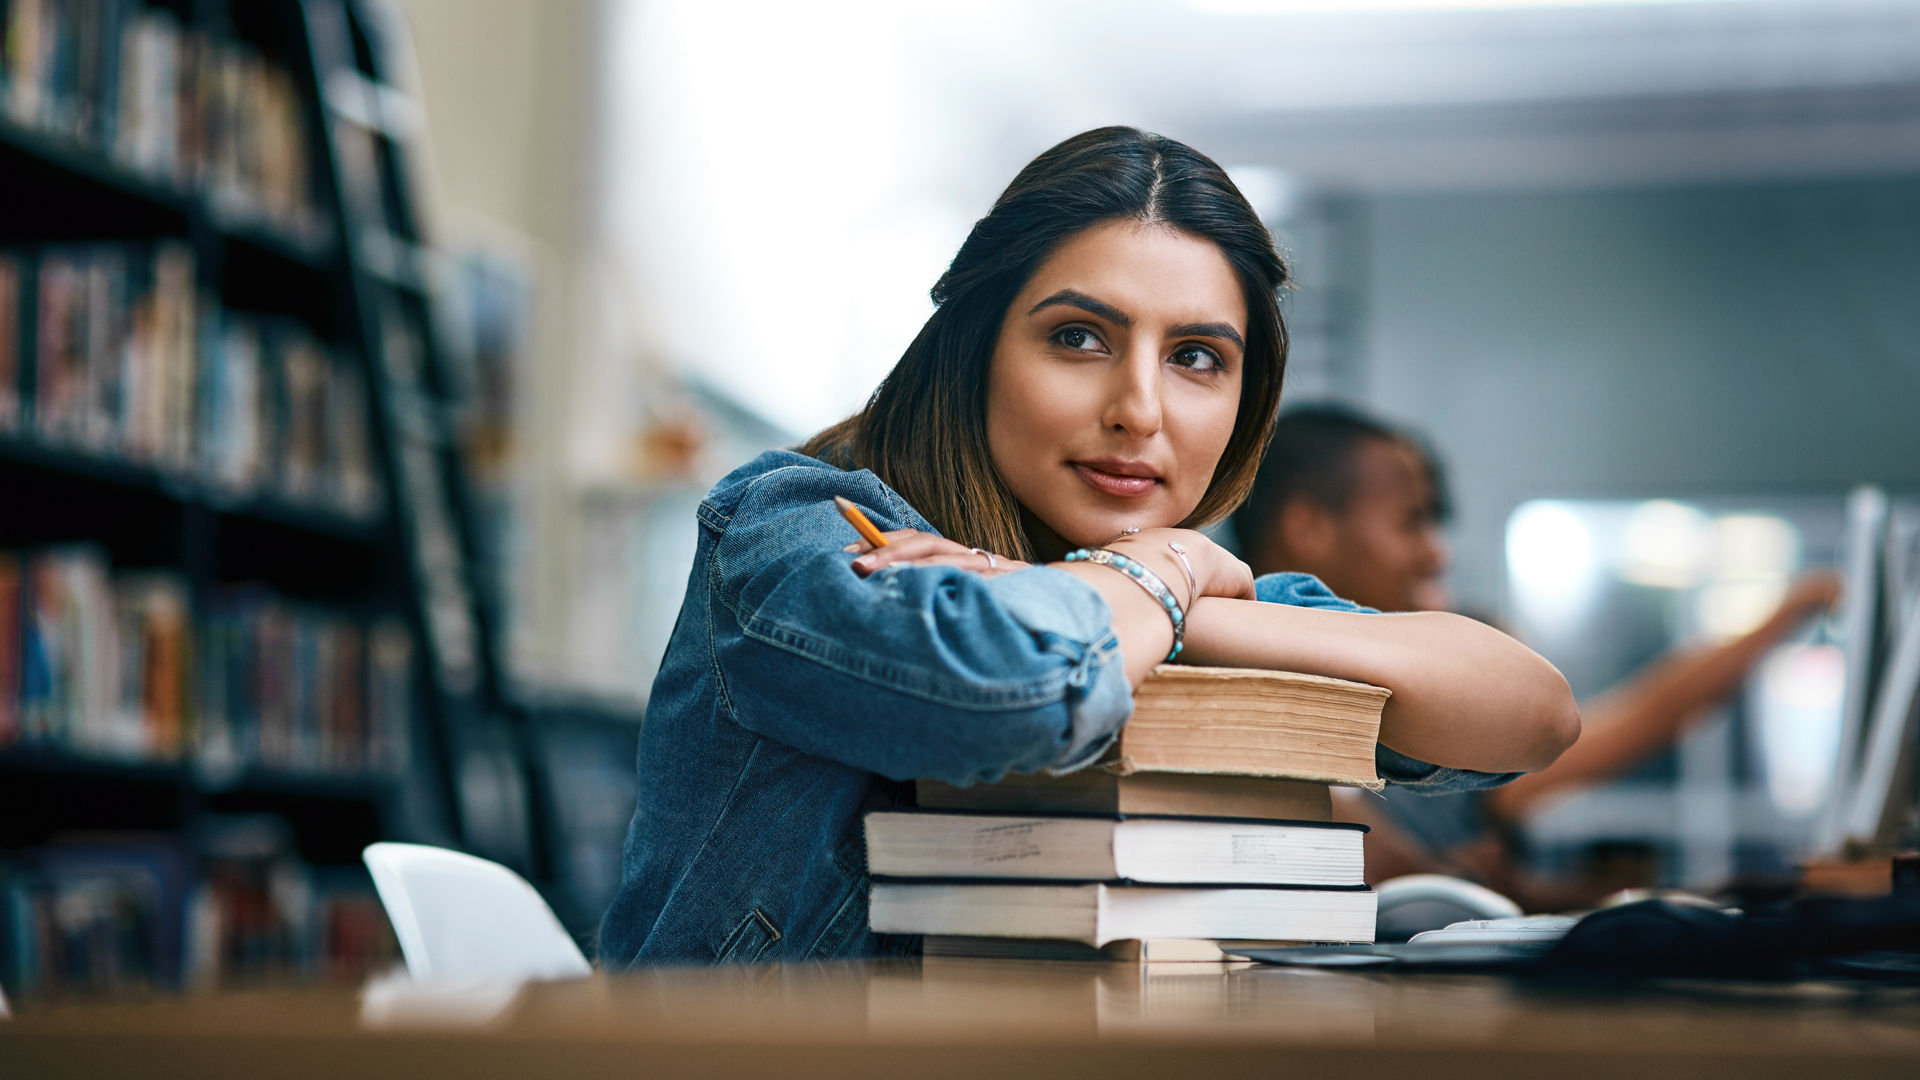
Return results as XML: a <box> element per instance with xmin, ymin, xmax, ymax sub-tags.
<box><xmin>597</xmin><ymin>450</ymin><xmax>1516</xmax><ymax>967</ymax></box>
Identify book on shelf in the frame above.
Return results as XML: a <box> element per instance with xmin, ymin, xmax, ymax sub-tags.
<box><xmin>0</xmin><ymin>252</ymin><xmax>19</xmax><ymax>428</ymax></box>
<box><xmin>1110</xmin><ymin>665</ymin><xmax>1389</xmax><ymax>787</ymax></box>
<box><xmin>0</xmin><ymin>551</ymin><xmax>18</xmax><ymax>745</ymax></box>
<box><xmin>916</xmin><ymin>770</ymin><xmax>1334</xmax><ymax>821</ymax></box>
<box><xmin>869</xmin><ymin>881</ymin><xmax>1377</xmax><ymax>947</ymax></box>
<box><xmin>865</xmin><ymin>812</ymin><xmax>1366</xmax><ymax>887</ymax></box>
<box><xmin>18</xmin><ymin>544</ymin><xmax>115</xmax><ymax>747</ymax></box>
<box><xmin>109</xmin><ymin>572</ymin><xmax>191</xmax><ymax>759</ymax></box>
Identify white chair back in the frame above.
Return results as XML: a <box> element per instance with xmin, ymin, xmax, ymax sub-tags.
<box><xmin>362</xmin><ymin>842</ymin><xmax>591</xmax><ymax>983</ymax></box>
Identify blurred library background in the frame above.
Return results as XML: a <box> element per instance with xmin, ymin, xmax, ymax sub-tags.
<box><xmin>1</xmin><ymin>0</ymin><xmax>1917</xmax><ymax>998</ymax></box>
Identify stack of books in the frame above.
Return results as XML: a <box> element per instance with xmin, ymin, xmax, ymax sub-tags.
<box><xmin>867</xmin><ymin>666</ymin><xmax>1390</xmax><ymax>959</ymax></box>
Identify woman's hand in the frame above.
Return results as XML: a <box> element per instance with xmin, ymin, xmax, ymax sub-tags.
<box><xmin>1105</xmin><ymin>528</ymin><xmax>1255</xmax><ymax>605</ymax></box>
<box><xmin>846</xmin><ymin>530</ymin><xmax>1031</xmax><ymax>578</ymax></box>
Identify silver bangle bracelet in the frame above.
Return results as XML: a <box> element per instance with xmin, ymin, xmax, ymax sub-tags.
<box><xmin>1062</xmin><ymin>547</ymin><xmax>1185</xmax><ymax>662</ymax></box>
<box><xmin>1165</xmin><ymin>541</ymin><xmax>1198</xmax><ymax>609</ymax></box>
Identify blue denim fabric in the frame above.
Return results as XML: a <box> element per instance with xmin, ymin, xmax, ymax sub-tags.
<box><xmin>598</xmin><ymin>450</ymin><xmax>1512</xmax><ymax>967</ymax></box>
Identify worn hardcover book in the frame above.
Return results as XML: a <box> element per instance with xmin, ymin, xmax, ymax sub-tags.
<box><xmin>870</xmin><ymin>881</ymin><xmax>1376</xmax><ymax>947</ymax></box>
<box><xmin>866</xmin><ymin>812</ymin><xmax>1366</xmax><ymax>887</ymax></box>
<box><xmin>916</xmin><ymin>769</ymin><xmax>1334</xmax><ymax>821</ymax></box>
<box><xmin>1110</xmin><ymin>666</ymin><xmax>1389</xmax><ymax>786</ymax></box>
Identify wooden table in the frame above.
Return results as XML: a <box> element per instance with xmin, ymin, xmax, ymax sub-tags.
<box><xmin>6</xmin><ymin>958</ymin><xmax>1920</xmax><ymax>1079</ymax></box>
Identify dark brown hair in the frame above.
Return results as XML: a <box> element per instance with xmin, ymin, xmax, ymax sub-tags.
<box><xmin>802</xmin><ymin>126</ymin><xmax>1291</xmax><ymax>561</ymax></box>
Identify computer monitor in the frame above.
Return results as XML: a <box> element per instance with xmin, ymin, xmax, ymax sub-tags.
<box><xmin>1827</xmin><ymin>490</ymin><xmax>1920</xmax><ymax>855</ymax></box>
<box><xmin>1812</xmin><ymin>486</ymin><xmax>1889</xmax><ymax>854</ymax></box>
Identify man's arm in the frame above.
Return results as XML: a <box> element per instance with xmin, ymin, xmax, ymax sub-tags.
<box><xmin>1484</xmin><ymin>571</ymin><xmax>1842</xmax><ymax>822</ymax></box>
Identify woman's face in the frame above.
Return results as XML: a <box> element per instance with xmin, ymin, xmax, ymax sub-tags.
<box><xmin>986</xmin><ymin>219</ymin><xmax>1247</xmax><ymax>558</ymax></box>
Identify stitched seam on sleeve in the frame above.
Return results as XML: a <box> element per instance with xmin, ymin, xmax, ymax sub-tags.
<box><xmin>705</xmin><ymin>547</ymin><xmax>738</xmax><ymax>722</ymax></box>
<box><xmin>741</xmin><ymin>610</ymin><xmax>1075</xmax><ymax>711</ymax></box>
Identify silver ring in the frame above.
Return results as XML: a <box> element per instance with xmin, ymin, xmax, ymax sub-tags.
<box><xmin>968</xmin><ymin>547</ymin><xmax>997</xmax><ymax>569</ymax></box>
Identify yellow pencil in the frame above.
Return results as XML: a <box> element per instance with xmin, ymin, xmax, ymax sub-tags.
<box><xmin>834</xmin><ymin>495</ymin><xmax>889</xmax><ymax>548</ymax></box>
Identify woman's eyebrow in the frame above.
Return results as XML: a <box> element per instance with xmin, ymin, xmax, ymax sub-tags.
<box><xmin>1168</xmin><ymin>321</ymin><xmax>1245</xmax><ymax>350</ymax></box>
<box><xmin>1028</xmin><ymin>290</ymin><xmax>1245</xmax><ymax>350</ymax></box>
<box><xmin>1027</xmin><ymin>289</ymin><xmax>1131</xmax><ymax>328</ymax></box>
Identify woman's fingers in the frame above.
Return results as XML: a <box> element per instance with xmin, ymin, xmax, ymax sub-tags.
<box><xmin>851</xmin><ymin>531</ymin><xmax>974</xmax><ymax>575</ymax></box>
<box><xmin>877</xmin><ymin>552</ymin><xmax>1027</xmax><ymax>577</ymax></box>
<box><xmin>846</xmin><ymin>530</ymin><xmax>1024</xmax><ymax>578</ymax></box>
<box><xmin>843</xmin><ymin>528</ymin><xmax>924</xmax><ymax>554</ymax></box>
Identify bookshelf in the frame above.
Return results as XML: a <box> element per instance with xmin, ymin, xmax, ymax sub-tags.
<box><xmin>0</xmin><ymin>0</ymin><xmax>526</xmax><ymax>997</ymax></box>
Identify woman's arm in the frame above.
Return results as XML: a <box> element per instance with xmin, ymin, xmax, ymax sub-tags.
<box><xmin>849</xmin><ymin>527</ymin><xmax>1253</xmax><ymax>690</ymax></box>
<box><xmin>1179</xmin><ymin>598</ymin><xmax>1580</xmax><ymax>774</ymax></box>
<box><xmin>706</xmin><ymin>467</ymin><xmax>1136</xmax><ymax>785</ymax></box>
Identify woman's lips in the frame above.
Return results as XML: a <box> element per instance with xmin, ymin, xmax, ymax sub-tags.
<box><xmin>1072</xmin><ymin>463</ymin><xmax>1159</xmax><ymax>498</ymax></box>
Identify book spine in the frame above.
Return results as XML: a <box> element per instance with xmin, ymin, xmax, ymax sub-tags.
<box><xmin>0</xmin><ymin>550</ymin><xmax>20</xmax><ymax>747</ymax></box>
<box><xmin>0</xmin><ymin>252</ymin><xmax>20</xmax><ymax>428</ymax></box>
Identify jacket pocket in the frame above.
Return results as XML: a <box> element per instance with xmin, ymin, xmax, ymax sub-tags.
<box><xmin>715</xmin><ymin>907</ymin><xmax>783</xmax><ymax>964</ymax></box>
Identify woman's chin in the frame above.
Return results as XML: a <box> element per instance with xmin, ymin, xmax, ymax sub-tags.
<box><xmin>1059</xmin><ymin>516</ymin><xmax>1159</xmax><ymax>550</ymax></box>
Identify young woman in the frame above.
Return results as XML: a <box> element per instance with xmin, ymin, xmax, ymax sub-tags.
<box><xmin>598</xmin><ymin>127</ymin><xmax>1580</xmax><ymax>967</ymax></box>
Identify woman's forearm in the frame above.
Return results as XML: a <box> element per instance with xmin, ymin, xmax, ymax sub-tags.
<box><xmin>1180</xmin><ymin>597</ymin><xmax>1580</xmax><ymax>774</ymax></box>
<box><xmin>1056</xmin><ymin>562</ymin><xmax>1177</xmax><ymax>687</ymax></box>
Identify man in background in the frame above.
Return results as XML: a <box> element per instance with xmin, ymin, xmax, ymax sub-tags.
<box><xmin>1234</xmin><ymin>405</ymin><xmax>1841</xmax><ymax>908</ymax></box>
<box><xmin>1231</xmin><ymin>405</ymin><xmax>1452</xmax><ymax>615</ymax></box>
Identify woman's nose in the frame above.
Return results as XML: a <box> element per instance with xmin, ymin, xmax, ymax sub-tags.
<box><xmin>1101</xmin><ymin>354</ymin><xmax>1163</xmax><ymax>438</ymax></box>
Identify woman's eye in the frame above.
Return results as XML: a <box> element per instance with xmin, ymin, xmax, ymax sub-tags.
<box><xmin>1172</xmin><ymin>344</ymin><xmax>1224</xmax><ymax>373</ymax></box>
<box><xmin>1051</xmin><ymin>326</ymin><xmax>1103</xmax><ymax>352</ymax></box>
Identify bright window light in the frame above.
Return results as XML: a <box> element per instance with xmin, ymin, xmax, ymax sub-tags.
<box><xmin>1690</xmin><ymin>513</ymin><xmax>1800</xmax><ymax>638</ymax></box>
<box><xmin>1507</xmin><ymin>501</ymin><xmax>1595</xmax><ymax>599</ymax></box>
<box><xmin>1712</xmin><ymin>514</ymin><xmax>1801</xmax><ymax>580</ymax></box>
<box><xmin>1619</xmin><ymin>499</ymin><xmax>1711</xmax><ymax>589</ymax></box>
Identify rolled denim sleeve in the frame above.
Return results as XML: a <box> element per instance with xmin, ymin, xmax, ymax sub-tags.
<box><xmin>704</xmin><ymin>462</ymin><xmax>1131</xmax><ymax>786</ymax></box>
<box><xmin>980</xmin><ymin>568</ymin><xmax>1134</xmax><ymax>774</ymax></box>
<box><xmin>1253</xmin><ymin>572</ymin><xmax>1519</xmax><ymax>795</ymax></box>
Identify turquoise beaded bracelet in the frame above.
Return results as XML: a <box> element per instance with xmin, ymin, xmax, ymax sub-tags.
<box><xmin>1063</xmin><ymin>547</ymin><xmax>1185</xmax><ymax>662</ymax></box>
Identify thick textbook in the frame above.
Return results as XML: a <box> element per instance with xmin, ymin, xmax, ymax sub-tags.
<box><xmin>1113</xmin><ymin>665</ymin><xmax>1388</xmax><ymax>787</ymax></box>
<box><xmin>870</xmin><ymin>882</ymin><xmax>1377</xmax><ymax>947</ymax></box>
<box><xmin>916</xmin><ymin>770</ymin><xmax>1333</xmax><ymax>821</ymax></box>
<box><xmin>866</xmin><ymin>812</ymin><xmax>1366</xmax><ymax>886</ymax></box>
